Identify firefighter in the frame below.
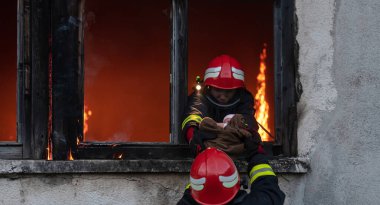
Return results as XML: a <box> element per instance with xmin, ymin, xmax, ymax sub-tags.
<box><xmin>182</xmin><ymin>54</ymin><xmax>259</xmax><ymax>155</ymax></box>
<box><xmin>177</xmin><ymin>134</ymin><xmax>285</xmax><ymax>205</ymax></box>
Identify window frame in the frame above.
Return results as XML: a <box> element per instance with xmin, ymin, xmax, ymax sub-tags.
<box><xmin>0</xmin><ymin>0</ymin><xmax>299</xmax><ymax>159</ymax></box>
<box><xmin>0</xmin><ymin>0</ymin><xmax>30</xmax><ymax>159</ymax></box>
<box><xmin>273</xmin><ymin>0</ymin><xmax>300</xmax><ymax>156</ymax></box>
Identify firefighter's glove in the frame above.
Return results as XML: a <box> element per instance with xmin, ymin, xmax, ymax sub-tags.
<box><xmin>244</xmin><ymin>130</ymin><xmax>264</xmax><ymax>161</ymax></box>
<box><xmin>189</xmin><ymin>129</ymin><xmax>216</xmax><ymax>157</ymax></box>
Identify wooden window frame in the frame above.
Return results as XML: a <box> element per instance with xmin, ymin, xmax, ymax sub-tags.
<box><xmin>0</xmin><ymin>0</ymin><xmax>299</xmax><ymax>159</ymax></box>
<box><xmin>0</xmin><ymin>0</ymin><xmax>31</xmax><ymax>159</ymax></box>
<box><xmin>273</xmin><ymin>0</ymin><xmax>300</xmax><ymax>157</ymax></box>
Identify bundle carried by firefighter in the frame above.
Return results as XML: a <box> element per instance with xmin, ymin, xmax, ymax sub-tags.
<box><xmin>200</xmin><ymin>114</ymin><xmax>252</xmax><ymax>158</ymax></box>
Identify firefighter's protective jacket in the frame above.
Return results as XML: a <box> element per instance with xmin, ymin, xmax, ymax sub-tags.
<box><xmin>177</xmin><ymin>153</ymin><xmax>285</xmax><ymax>205</ymax></box>
<box><xmin>182</xmin><ymin>89</ymin><xmax>259</xmax><ymax>141</ymax></box>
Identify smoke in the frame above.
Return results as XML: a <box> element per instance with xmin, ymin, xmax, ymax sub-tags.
<box><xmin>111</xmin><ymin>132</ymin><xmax>130</xmax><ymax>142</ymax></box>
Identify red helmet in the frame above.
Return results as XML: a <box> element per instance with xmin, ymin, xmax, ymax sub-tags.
<box><xmin>190</xmin><ymin>148</ymin><xmax>240</xmax><ymax>205</ymax></box>
<box><xmin>203</xmin><ymin>55</ymin><xmax>245</xmax><ymax>89</ymax></box>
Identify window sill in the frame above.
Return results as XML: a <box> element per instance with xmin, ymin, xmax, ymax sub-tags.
<box><xmin>0</xmin><ymin>157</ymin><xmax>309</xmax><ymax>174</ymax></box>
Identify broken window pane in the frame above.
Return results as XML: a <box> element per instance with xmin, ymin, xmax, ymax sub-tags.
<box><xmin>84</xmin><ymin>0</ymin><xmax>170</xmax><ymax>142</ymax></box>
<box><xmin>0</xmin><ymin>1</ymin><xmax>17</xmax><ymax>141</ymax></box>
<box><xmin>188</xmin><ymin>0</ymin><xmax>275</xmax><ymax>141</ymax></box>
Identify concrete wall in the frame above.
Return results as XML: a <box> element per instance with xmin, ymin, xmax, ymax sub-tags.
<box><xmin>1</xmin><ymin>0</ymin><xmax>380</xmax><ymax>204</ymax></box>
<box><xmin>0</xmin><ymin>172</ymin><xmax>300</xmax><ymax>205</ymax></box>
<box><xmin>0</xmin><ymin>174</ymin><xmax>188</xmax><ymax>205</ymax></box>
<box><xmin>294</xmin><ymin>0</ymin><xmax>380</xmax><ymax>204</ymax></box>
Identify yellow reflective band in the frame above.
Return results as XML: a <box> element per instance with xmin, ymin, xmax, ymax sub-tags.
<box><xmin>249</xmin><ymin>164</ymin><xmax>276</xmax><ymax>184</ymax></box>
<box><xmin>249</xmin><ymin>164</ymin><xmax>272</xmax><ymax>178</ymax></box>
<box><xmin>181</xmin><ymin>114</ymin><xmax>203</xmax><ymax>130</ymax></box>
<box><xmin>185</xmin><ymin>183</ymin><xmax>191</xmax><ymax>190</ymax></box>
<box><xmin>250</xmin><ymin>170</ymin><xmax>276</xmax><ymax>184</ymax></box>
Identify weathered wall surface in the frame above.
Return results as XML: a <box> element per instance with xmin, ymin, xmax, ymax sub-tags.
<box><xmin>0</xmin><ymin>173</ymin><xmax>299</xmax><ymax>205</ymax></box>
<box><xmin>1</xmin><ymin>0</ymin><xmax>380</xmax><ymax>204</ymax></box>
<box><xmin>0</xmin><ymin>174</ymin><xmax>188</xmax><ymax>205</ymax></box>
<box><xmin>295</xmin><ymin>0</ymin><xmax>380</xmax><ymax>204</ymax></box>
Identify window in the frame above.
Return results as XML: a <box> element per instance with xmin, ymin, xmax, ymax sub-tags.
<box><xmin>83</xmin><ymin>0</ymin><xmax>170</xmax><ymax>142</ymax></box>
<box><xmin>0</xmin><ymin>0</ymin><xmax>25</xmax><ymax>159</ymax></box>
<box><xmin>0</xmin><ymin>1</ymin><xmax>17</xmax><ymax>142</ymax></box>
<box><xmin>0</xmin><ymin>0</ymin><xmax>298</xmax><ymax>160</ymax></box>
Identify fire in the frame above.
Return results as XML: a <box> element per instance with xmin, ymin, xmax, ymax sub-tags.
<box><xmin>47</xmin><ymin>139</ymin><xmax>53</xmax><ymax>160</ymax></box>
<box><xmin>114</xmin><ymin>153</ymin><xmax>124</xmax><ymax>160</ymax></box>
<box><xmin>68</xmin><ymin>148</ymin><xmax>74</xmax><ymax>160</ymax></box>
<box><xmin>83</xmin><ymin>105</ymin><xmax>92</xmax><ymax>139</ymax></box>
<box><xmin>254</xmin><ymin>44</ymin><xmax>272</xmax><ymax>141</ymax></box>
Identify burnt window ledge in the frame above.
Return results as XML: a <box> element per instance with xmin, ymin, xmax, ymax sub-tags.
<box><xmin>0</xmin><ymin>157</ymin><xmax>309</xmax><ymax>174</ymax></box>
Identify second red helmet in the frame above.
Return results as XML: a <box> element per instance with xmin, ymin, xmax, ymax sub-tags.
<box><xmin>190</xmin><ymin>148</ymin><xmax>240</xmax><ymax>205</ymax></box>
<box><xmin>203</xmin><ymin>55</ymin><xmax>245</xmax><ymax>90</ymax></box>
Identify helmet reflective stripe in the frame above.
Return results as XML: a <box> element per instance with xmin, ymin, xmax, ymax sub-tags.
<box><xmin>232</xmin><ymin>73</ymin><xmax>244</xmax><ymax>81</ymax></box>
<box><xmin>219</xmin><ymin>170</ymin><xmax>239</xmax><ymax>188</ymax></box>
<box><xmin>231</xmin><ymin>66</ymin><xmax>244</xmax><ymax>75</ymax></box>
<box><xmin>205</xmin><ymin>66</ymin><xmax>222</xmax><ymax>74</ymax></box>
<box><xmin>249</xmin><ymin>164</ymin><xmax>276</xmax><ymax>185</ymax></box>
<box><xmin>204</xmin><ymin>66</ymin><xmax>244</xmax><ymax>81</ymax></box>
<box><xmin>232</xmin><ymin>66</ymin><xmax>244</xmax><ymax>81</ymax></box>
<box><xmin>204</xmin><ymin>66</ymin><xmax>222</xmax><ymax>81</ymax></box>
<box><xmin>190</xmin><ymin>176</ymin><xmax>206</xmax><ymax>185</ymax></box>
<box><xmin>191</xmin><ymin>184</ymin><xmax>204</xmax><ymax>191</ymax></box>
<box><xmin>219</xmin><ymin>170</ymin><xmax>238</xmax><ymax>182</ymax></box>
<box><xmin>190</xmin><ymin>176</ymin><xmax>206</xmax><ymax>191</ymax></box>
<box><xmin>204</xmin><ymin>72</ymin><xmax>220</xmax><ymax>81</ymax></box>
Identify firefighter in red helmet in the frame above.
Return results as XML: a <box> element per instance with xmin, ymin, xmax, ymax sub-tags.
<box><xmin>177</xmin><ymin>135</ymin><xmax>285</xmax><ymax>205</ymax></box>
<box><xmin>186</xmin><ymin>148</ymin><xmax>241</xmax><ymax>205</ymax></box>
<box><xmin>182</xmin><ymin>55</ymin><xmax>260</xmax><ymax>155</ymax></box>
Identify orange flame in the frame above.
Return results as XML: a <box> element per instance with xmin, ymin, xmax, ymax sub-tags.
<box><xmin>254</xmin><ymin>44</ymin><xmax>272</xmax><ymax>142</ymax></box>
<box><xmin>114</xmin><ymin>153</ymin><xmax>124</xmax><ymax>160</ymax></box>
<box><xmin>47</xmin><ymin>139</ymin><xmax>53</xmax><ymax>160</ymax></box>
<box><xmin>68</xmin><ymin>148</ymin><xmax>74</xmax><ymax>160</ymax></box>
<box><xmin>83</xmin><ymin>105</ymin><xmax>92</xmax><ymax>139</ymax></box>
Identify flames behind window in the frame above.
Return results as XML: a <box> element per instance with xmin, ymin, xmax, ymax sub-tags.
<box><xmin>84</xmin><ymin>0</ymin><xmax>170</xmax><ymax>142</ymax></box>
<box><xmin>0</xmin><ymin>1</ymin><xmax>17</xmax><ymax>141</ymax></box>
<box><xmin>188</xmin><ymin>0</ymin><xmax>275</xmax><ymax>141</ymax></box>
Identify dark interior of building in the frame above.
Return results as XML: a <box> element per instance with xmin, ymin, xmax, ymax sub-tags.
<box><xmin>0</xmin><ymin>0</ymin><xmax>274</xmax><ymax>143</ymax></box>
<box><xmin>84</xmin><ymin>0</ymin><xmax>274</xmax><ymax>142</ymax></box>
<box><xmin>0</xmin><ymin>1</ymin><xmax>17</xmax><ymax>141</ymax></box>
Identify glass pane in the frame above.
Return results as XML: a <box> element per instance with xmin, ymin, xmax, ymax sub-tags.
<box><xmin>188</xmin><ymin>0</ymin><xmax>275</xmax><ymax>141</ymax></box>
<box><xmin>84</xmin><ymin>0</ymin><xmax>170</xmax><ymax>142</ymax></box>
<box><xmin>0</xmin><ymin>1</ymin><xmax>17</xmax><ymax>141</ymax></box>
